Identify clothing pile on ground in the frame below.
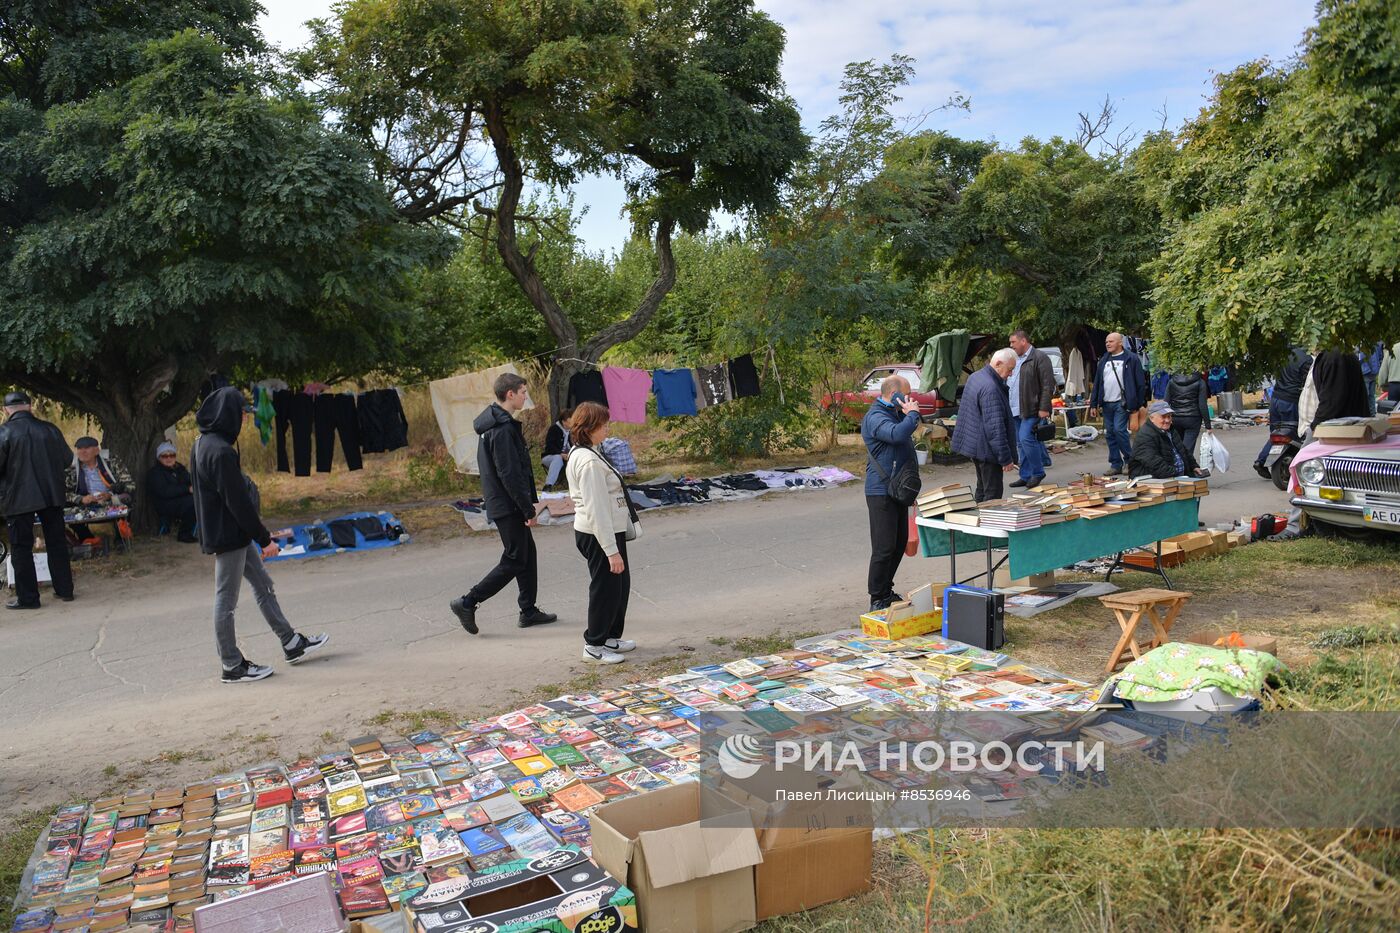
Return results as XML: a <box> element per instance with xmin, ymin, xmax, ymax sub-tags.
<box><xmin>248</xmin><ymin>383</ymin><xmax>410</xmax><ymax>478</ymax></box>
<box><xmin>451</xmin><ymin>465</ymin><xmax>855</xmax><ymax>530</ymax></box>
<box><xmin>264</xmin><ymin>512</ymin><xmax>407</xmax><ymax>561</ymax></box>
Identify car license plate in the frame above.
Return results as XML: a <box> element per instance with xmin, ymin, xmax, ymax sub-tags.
<box><xmin>1363</xmin><ymin>506</ymin><xmax>1400</xmax><ymax>526</ymax></box>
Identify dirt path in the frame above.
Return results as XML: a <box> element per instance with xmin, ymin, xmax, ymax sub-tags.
<box><xmin>0</xmin><ymin>426</ymin><xmax>1325</xmax><ymax>823</ymax></box>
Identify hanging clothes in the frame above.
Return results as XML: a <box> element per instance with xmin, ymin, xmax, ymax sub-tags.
<box><xmin>567</xmin><ymin>370</ymin><xmax>609</xmax><ymax>408</ymax></box>
<box><xmin>726</xmin><ymin>354</ymin><xmax>761</xmax><ymax>399</ymax></box>
<box><xmin>916</xmin><ymin>331</ymin><xmax>970</xmax><ymax>402</ymax></box>
<box><xmin>652</xmin><ymin>368</ymin><xmax>698</xmax><ymax>417</ymax></box>
<box><xmin>358</xmin><ymin>388</ymin><xmax>409</xmax><ymax>453</ymax></box>
<box><xmin>600</xmin><ymin>367</ymin><xmax>650</xmax><ymax>424</ymax></box>
<box><xmin>252</xmin><ymin>386</ymin><xmax>277</xmax><ymax>446</ymax></box>
<box><xmin>1151</xmin><ymin>372</ymin><xmax>1171</xmax><ymax>400</ymax></box>
<box><xmin>1064</xmin><ymin>348</ymin><xmax>1088</xmax><ymax>397</ymax></box>
<box><xmin>314</xmin><ymin>393</ymin><xmax>363</xmax><ymax>472</ymax></box>
<box><xmin>693</xmin><ymin>363</ymin><xmax>732</xmax><ymax>409</ymax></box>
<box><xmin>429</xmin><ymin>364</ymin><xmax>533</xmax><ymax>473</ymax></box>
<box><xmin>273</xmin><ymin>389</ymin><xmax>315</xmax><ymax>476</ymax></box>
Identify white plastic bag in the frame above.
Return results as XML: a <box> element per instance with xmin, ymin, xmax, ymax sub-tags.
<box><xmin>1200</xmin><ymin>432</ymin><xmax>1230</xmax><ymax>473</ymax></box>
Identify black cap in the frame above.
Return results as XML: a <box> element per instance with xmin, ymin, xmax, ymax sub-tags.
<box><xmin>3</xmin><ymin>391</ymin><xmax>30</xmax><ymax>407</ymax></box>
<box><xmin>75</xmin><ymin>436</ymin><xmax>100</xmax><ymax>448</ymax></box>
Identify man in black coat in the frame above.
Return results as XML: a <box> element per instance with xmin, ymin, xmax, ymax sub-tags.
<box><xmin>192</xmin><ymin>387</ymin><xmax>328</xmax><ymax>684</ymax></box>
<box><xmin>1129</xmin><ymin>401</ymin><xmax>1207</xmax><ymax>479</ymax></box>
<box><xmin>450</xmin><ymin>373</ymin><xmax>557</xmax><ymax>635</ymax></box>
<box><xmin>1008</xmin><ymin>330</ymin><xmax>1057</xmax><ymax>489</ymax></box>
<box><xmin>951</xmin><ymin>349</ymin><xmax>1020</xmax><ymax>502</ymax></box>
<box><xmin>147</xmin><ymin>441</ymin><xmax>198</xmax><ymax>542</ymax></box>
<box><xmin>0</xmin><ymin>392</ymin><xmax>75</xmax><ymax>608</ymax></box>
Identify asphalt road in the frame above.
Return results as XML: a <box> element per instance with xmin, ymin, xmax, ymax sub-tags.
<box><xmin>0</xmin><ymin>424</ymin><xmax>1291</xmax><ymax>814</ymax></box>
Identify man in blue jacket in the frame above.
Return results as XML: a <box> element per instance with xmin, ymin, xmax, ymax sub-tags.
<box><xmin>1088</xmin><ymin>332</ymin><xmax>1148</xmax><ymax>476</ymax></box>
<box><xmin>862</xmin><ymin>375</ymin><xmax>921</xmax><ymax>612</ymax></box>
<box><xmin>952</xmin><ymin>349</ymin><xmax>1019</xmax><ymax>502</ymax></box>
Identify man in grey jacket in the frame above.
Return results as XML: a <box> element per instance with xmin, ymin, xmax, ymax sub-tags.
<box><xmin>1007</xmin><ymin>330</ymin><xmax>1056</xmax><ymax>489</ymax></box>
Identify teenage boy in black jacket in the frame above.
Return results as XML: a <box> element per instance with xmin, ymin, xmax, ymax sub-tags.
<box><xmin>191</xmin><ymin>387</ymin><xmax>328</xmax><ymax>684</ymax></box>
<box><xmin>450</xmin><ymin>373</ymin><xmax>558</xmax><ymax>635</ymax></box>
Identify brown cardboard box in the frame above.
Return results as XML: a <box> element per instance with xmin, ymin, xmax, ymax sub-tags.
<box><xmin>1184</xmin><ymin>629</ymin><xmax>1278</xmax><ymax>656</ymax></box>
<box><xmin>1313</xmin><ymin>416</ymin><xmax>1390</xmax><ymax>443</ymax></box>
<box><xmin>719</xmin><ymin>775</ymin><xmax>873</xmax><ymax>920</ymax></box>
<box><xmin>591</xmin><ymin>782</ymin><xmax>764</xmax><ymax>933</ymax></box>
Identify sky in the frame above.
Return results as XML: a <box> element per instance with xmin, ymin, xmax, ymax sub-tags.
<box><xmin>258</xmin><ymin>0</ymin><xmax>1319</xmax><ymax>254</ymax></box>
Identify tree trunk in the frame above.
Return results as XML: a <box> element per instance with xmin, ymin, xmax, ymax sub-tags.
<box><xmin>548</xmin><ymin>355</ymin><xmax>586</xmax><ymax>420</ymax></box>
<box><xmin>99</xmin><ymin>414</ymin><xmax>167</xmax><ymax>533</ymax></box>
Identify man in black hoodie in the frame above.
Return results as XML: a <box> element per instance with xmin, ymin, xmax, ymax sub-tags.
<box><xmin>0</xmin><ymin>392</ymin><xmax>75</xmax><ymax>608</ymax></box>
<box><xmin>191</xmin><ymin>387</ymin><xmax>328</xmax><ymax>684</ymax></box>
<box><xmin>449</xmin><ymin>373</ymin><xmax>557</xmax><ymax>634</ymax></box>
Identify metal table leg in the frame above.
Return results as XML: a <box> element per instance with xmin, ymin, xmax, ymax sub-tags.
<box><xmin>948</xmin><ymin>530</ymin><xmax>956</xmax><ymax>588</ymax></box>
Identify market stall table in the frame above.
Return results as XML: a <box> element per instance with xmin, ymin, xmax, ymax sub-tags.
<box><xmin>916</xmin><ymin>498</ymin><xmax>1201</xmax><ymax>589</ymax></box>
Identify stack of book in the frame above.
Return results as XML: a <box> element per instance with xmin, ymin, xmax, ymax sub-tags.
<box><xmin>916</xmin><ymin>484</ymin><xmax>976</xmax><ymax>518</ymax></box>
<box><xmin>977</xmin><ymin>501</ymin><xmax>1043</xmax><ymax>530</ymax></box>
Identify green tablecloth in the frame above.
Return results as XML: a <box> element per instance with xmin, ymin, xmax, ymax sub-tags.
<box><xmin>917</xmin><ymin>498</ymin><xmax>1201</xmax><ymax>579</ymax></box>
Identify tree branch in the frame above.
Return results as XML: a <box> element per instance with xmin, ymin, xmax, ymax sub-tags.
<box><xmin>582</xmin><ymin>218</ymin><xmax>677</xmax><ymax>359</ymax></box>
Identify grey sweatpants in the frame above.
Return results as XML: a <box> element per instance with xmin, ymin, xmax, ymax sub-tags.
<box><xmin>215</xmin><ymin>541</ymin><xmax>296</xmax><ymax>669</ymax></box>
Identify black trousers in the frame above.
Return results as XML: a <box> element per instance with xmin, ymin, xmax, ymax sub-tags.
<box><xmin>467</xmin><ymin>513</ymin><xmax>537</xmax><ymax>610</ymax></box>
<box><xmin>576</xmin><ymin>531</ymin><xmax>629</xmax><ymax>646</ymax></box>
<box><xmin>273</xmin><ymin>390</ymin><xmax>314</xmax><ymax>476</ymax></box>
<box><xmin>866</xmin><ymin>495</ymin><xmax>909</xmax><ymax>599</ymax></box>
<box><xmin>314</xmin><ymin>393</ymin><xmax>363</xmax><ymax>473</ymax></box>
<box><xmin>6</xmin><ymin>507</ymin><xmax>75</xmax><ymax>605</ymax></box>
<box><xmin>972</xmin><ymin>459</ymin><xmax>1003</xmax><ymax>502</ymax></box>
<box><xmin>155</xmin><ymin>495</ymin><xmax>197</xmax><ymax>532</ymax></box>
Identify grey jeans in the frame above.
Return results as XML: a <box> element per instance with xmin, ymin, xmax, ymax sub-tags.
<box><xmin>215</xmin><ymin>541</ymin><xmax>296</xmax><ymax>669</ymax></box>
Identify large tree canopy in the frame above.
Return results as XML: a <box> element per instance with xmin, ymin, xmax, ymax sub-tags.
<box><xmin>302</xmin><ymin>0</ymin><xmax>806</xmax><ymax>412</ymax></box>
<box><xmin>0</xmin><ymin>3</ymin><xmax>445</xmax><ymax>525</ymax></box>
<box><xmin>1144</xmin><ymin>0</ymin><xmax>1399</xmax><ymax>375</ymax></box>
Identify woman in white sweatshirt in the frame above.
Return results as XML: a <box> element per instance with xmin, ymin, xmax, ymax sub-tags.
<box><xmin>566</xmin><ymin>402</ymin><xmax>638</xmax><ymax>664</ymax></box>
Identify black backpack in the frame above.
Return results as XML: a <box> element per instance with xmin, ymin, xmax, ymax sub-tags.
<box><xmin>868</xmin><ymin>449</ymin><xmax>922</xmax><ymax>508</ymax></box>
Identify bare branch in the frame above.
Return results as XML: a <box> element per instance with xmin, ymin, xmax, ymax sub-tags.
<box><xmin>1075</xmin><ymin>94</ymin><xmax>1116</xmax><ymax>150</ymax></box>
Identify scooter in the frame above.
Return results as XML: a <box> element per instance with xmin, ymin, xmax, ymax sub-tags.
<box><xmin>1259</xmin><ymin>417</ymin><xmax>1301</xmax><ymax>491</ymax></box>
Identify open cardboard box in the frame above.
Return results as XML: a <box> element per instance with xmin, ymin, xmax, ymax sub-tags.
<box><xmin>1183</xmin><ymin>629</ymin><xmax>1278</xmax><ymax>656</ymax></box>
<box><xmin>718</xmin><ymin>770</ymin><xmax>874</xmax><ymax>920</ymax></box>
<box><xmin>590</xmin><ymin>782</ymin><xmax>763</xmax><ymax>933</ymax></box>
<box><xmin>1313</xmin><ymin>415</ymin><xmax>1391</xmax><ymax>443</ymax></box>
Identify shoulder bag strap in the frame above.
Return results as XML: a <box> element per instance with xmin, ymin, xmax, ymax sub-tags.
<box><xmin>582</xmin><ymin>446</ymin><xmax>639</xmax><ymax>526</ymax></box>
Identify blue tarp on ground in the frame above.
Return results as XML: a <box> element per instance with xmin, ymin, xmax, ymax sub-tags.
<box><xmin>265</xmin><ymin>510</ymin><xmax>406</xmax><ymax>562</ymax></box>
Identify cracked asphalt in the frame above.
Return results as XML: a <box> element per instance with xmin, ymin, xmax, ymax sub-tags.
<box><xmin>0</xmin><ymin>426</ymin><xmax>1288</xmax><ymax>817</ymax></box>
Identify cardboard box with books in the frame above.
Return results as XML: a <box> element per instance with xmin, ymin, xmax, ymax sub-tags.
<box><xmin>590</xmin><ymin>782</ymin><xmax>763</xmax><ymax>933</ymax></box>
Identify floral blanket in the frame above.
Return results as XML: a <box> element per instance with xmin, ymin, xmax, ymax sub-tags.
<box><xmin>1112</xmin><ymin>642</ymin><xmax>1283</xmax><ymax>703</ymax></box>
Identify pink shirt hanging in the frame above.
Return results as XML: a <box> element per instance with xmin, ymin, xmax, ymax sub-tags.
<box><xmin>601</xmin><ymin>367</ymin><xmax>651</xmax><ymax>424</ymax></box>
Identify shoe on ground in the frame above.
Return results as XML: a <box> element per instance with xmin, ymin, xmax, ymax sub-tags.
<box><xmin>222</xmin><ymin>660</ymin><xmax>273</xmax><ymax>684</ymax></box>
<box><xmin>518</xmin><ymin>607</ymin><xmax>558</xmax><ymax>628</ymax></box>
<box><xmin>285</xmin><ymin>632</ymin><xmax>330</xmax><ymax>664</ymax></box>
<box><xmin>176</xmin><ymin>533</ymin><xmax>198</xmax><ymax>543</ymax></box>
<box><xmin>1253</xmin><ymin>462</ymin><xmax>1271</xmax><ymax>480</ymax></box>
<box><xmin>1026</xmin><ymin>475</ymin><xmax>1045</xmax><ymax>489</ymax></box>
<box><xmin>450</xmin><ymin>597</ymin><xmax>478</xmax><ymax>635</ymax></box>
<box><xmin>56</xmin><ymin>594</ymin><xmax>75</xmax><ymax>602</ymax></box>
<box><xmin>582</xmin><ymin>645</ymin><xmax>626</xmax><ymax>664</ymax></box>
<box><xmin>604</xmin><ymin>638</ymin><xmax>636</xmax><ymax>653</ymax></box>
<box><xmin>1009</xmin><ymin>479</ymin><xmax>1027</xmax><ymax>488</ymax></box>
<box><xmin>1106</xmin><ymin>467</ymin><xmax>1124</xmax><ymax>476</ymax></box>
<box><xmin>6</xmin><ymin>599</ymin><xmax>39</xmax><ymax>610</ymax></box>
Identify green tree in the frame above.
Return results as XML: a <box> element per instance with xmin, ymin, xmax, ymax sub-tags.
<box><xmin>1144</xmin><ymin>0</ymin><xmax>1399</xmax><ymax>375</ymax></box>
<box><xmin>0</xmin><ymin>4</ymin><xmax>444</xmax><ymax>526</ymax></box>
<box><xmin>303</xmin><ymin>0</ymin><xmax>806</xmax><ymax>414</ymax></box>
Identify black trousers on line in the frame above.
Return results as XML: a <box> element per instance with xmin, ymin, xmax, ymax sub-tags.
<box><xmin>467</xmin><ymin>513</ymin><xmax>537</xmax><ymax>611</ymax></box>
<box><xmin>576</xmin><ymin>531</ymin><xmax>629</xmax><ymax>646</ymax></box>
<box><xmin>866</xmin><ymin>495</ymin><xmax>909</xmax><ymax>600</ymax></box>
<box><xmin>314</xmin><ymin>393</ymin><xmax>363</xmax><ymax>473</ymax></box>
<box><xmin>273</xmin><ymin>390</ymin><xmax>314</xmax><ymax>476</ymax></box>
<box><xmin>972</xmin><ymin>459</ymin><xmax>1003</xmax><ymax>503</ymax></box>
<box><xmin>6</xmin><ymin>507</ymin><xmax>74</xmax><ymax>605</ymax></box>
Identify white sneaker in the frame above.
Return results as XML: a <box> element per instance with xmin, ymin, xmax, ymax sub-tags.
<box><xmin>604</xmin><ymin>638</ymin><xmax>636</xmax><ymax>653</ymax></box>
<box><xmin>582</xmin><ymin>645</ymin><xmax>626</xmax><ymax>664</ymax></box>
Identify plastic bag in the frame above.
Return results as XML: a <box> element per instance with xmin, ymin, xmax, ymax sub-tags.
<box><xmin>1200</xmin><ymin>432</ymin><xmax>1230</xmax><ymax>473</ymax></box>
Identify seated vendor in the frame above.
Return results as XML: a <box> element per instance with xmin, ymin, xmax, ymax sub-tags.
<box><xmin>542</xmin><ymin>407</ymin><xmax>574</xmax><ymax>489</ymax></box>
<box><xmin>146</xmin><ymin>441</ymin><xmax>198</xmax><ymax>543</ymax></box>
<box><xmin>67</xmin><ymin>436</ymin><xmax>133</xmax><ymax>509</ymax></box>
<box><xmin>1129</xmin><ymin>401</ymin><xmax>1208</xmax><ymax>479</ymax></box>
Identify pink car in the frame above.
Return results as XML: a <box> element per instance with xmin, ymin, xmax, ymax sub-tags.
<box><xmin>1289</xmin><ymin>425</ymin><xmax>1400</xmax><ymax>536</ymax></box>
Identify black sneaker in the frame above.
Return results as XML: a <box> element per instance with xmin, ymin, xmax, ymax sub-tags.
<box><xmin>5</xmin><ymin>599</ymin><xmax>39</xmax><ymax>610</ymax></box>
<box><xmin>1253</xmin><ymin>461</ymin><xmax>1271</xmax><ymax>480</ymax></box>
<box><xmin>888</xmin><ymin>592</ymin><xmax>905</xmax><ymax>604</ymax></box>
<box><xmin>222</xmin><ymin>660</ymin><xmax>273</xmax><ymax>684</ymax></box>
<box><xmin>1009</xmin><ymin>479</ymin><xmax>1027</xmax><ymax>488</ymax></box>
<box><xmin>519</xmin><ymin>608</ymin><xmax>558</xmax><ymax>628</ymax></box>
<box><xmin>450</xmin><ymin>597</ymin><xmax>479</xmax><ymax>635</ymax></box>
<box><xmin>56</xmin><ymin>594</ymin><xmax>75</xmax><ymax>602</ymax></box>
<box><xmin>284</xmin><ymin>633</ymin><xmax>330</xmax><ymax>664</ymax></box>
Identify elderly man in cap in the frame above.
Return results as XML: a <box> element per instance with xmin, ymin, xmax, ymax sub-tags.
<box><xmin>66</xmin><ymin>435</ymin><xmax>133</xmax><ymax>509</ymax></box>
<box><xmin>146</xmin><ymin>441</ymin><xmax>198</xmax><ymax>542</ymax></box>
<box><xmin>1129</xmin><ymin>401</ymin><xmax>1209</xmax><ymax>479</ymax></box>
<box><xmin>0</xmin><ymin>391</ymin><xmax>76</xmax><ymax>608</ymax></box>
